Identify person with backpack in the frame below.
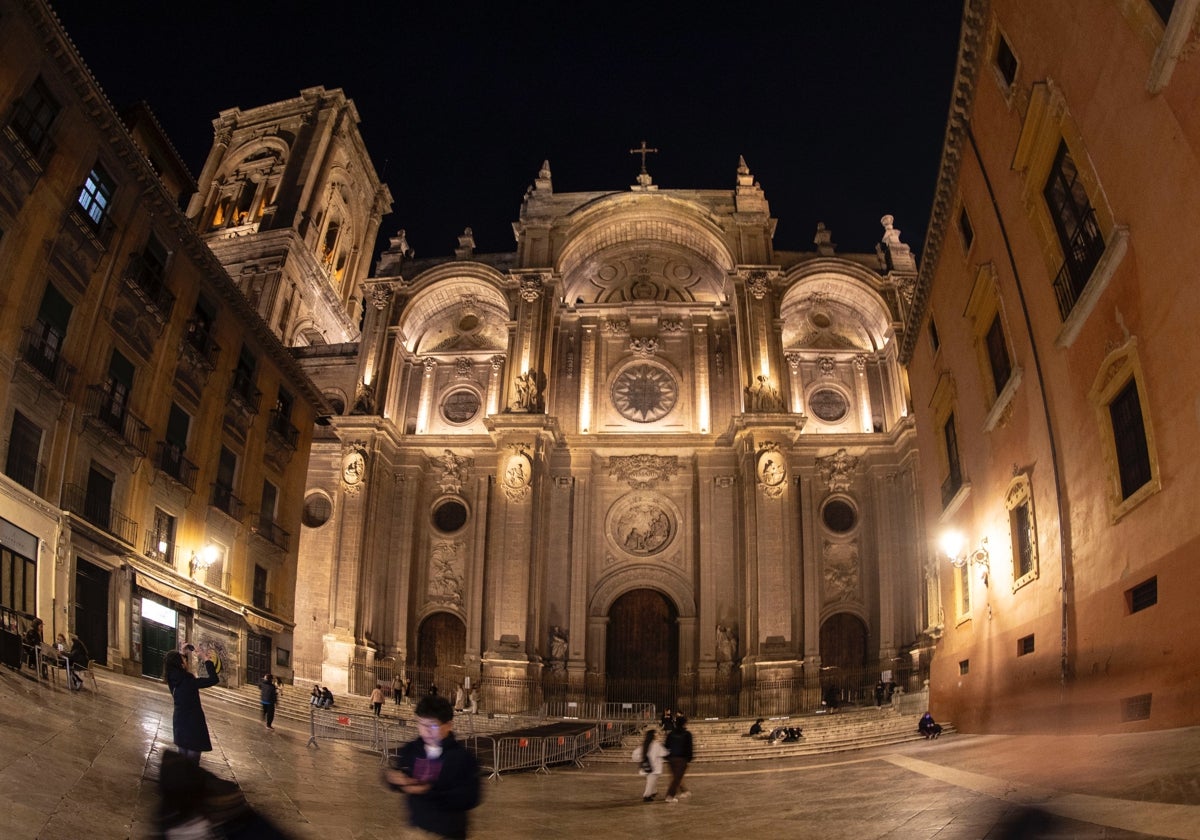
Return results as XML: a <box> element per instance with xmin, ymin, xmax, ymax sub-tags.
<box><xmin>632</xmin><ymin>728</ymin><xmax>668</xmax><ymax>802</ymax></box>
<box><xmin>664</xmin><ymin>714</ymin><xmax>694</xmax><ymax>803</ymax></box>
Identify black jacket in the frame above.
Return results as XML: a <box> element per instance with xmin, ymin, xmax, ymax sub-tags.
<box><xmin>259</xmin><ymin>677</ymin><xmax>278</xmax><ymax>705</ymax></box>
<box><xmin>167</xmin><ymin>659</ymin><xmax>219</xmax><ymax>752</ymax></box>
<box><xmin>389</xmin><ymin>732</ymin><xmax>481</xmax><ymax>839</ymax></box>
<box><xmin>665</xmin><ymin>727</ymin><xmax>694</xmax><ymax>761</ymax></box>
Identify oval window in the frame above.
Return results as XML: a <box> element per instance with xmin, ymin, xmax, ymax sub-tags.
<box><xmin>441</xmin><ymin>389</ymin><xmax>481</xmax><ymax>424</ymax></box>
<box><xmin>809</xmin><ymin>388</ymin><xmax>849</xmax><ymax>423</ymax></box>
<box><xmin>432</xmin><ymin>499</ymin><xmax>469</xmax><ymax>533</ymax></box>
<box><xmin>821</xmin><ymin>498</ymin><xmax>858</xmax><ymax>533</ymax></box>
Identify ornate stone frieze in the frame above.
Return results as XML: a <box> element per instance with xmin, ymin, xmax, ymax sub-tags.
<box><xmin>608</xmin><ymin>454</ymin><xmax>679</xmax><ymax>489</ymax></box>
<box><xmin>816</xmin><ymin>448</ymin><xmax>860</xmax><ymax>493</ymax></box>
<box><xmin>629</xmin><ymin>336</ymin><xmax>659</xmax><ymax>356</ymax></box>
<box><xmin>817</xmin><ymin>356</ymin><xmax>836</xmax><ymax>377</ymax></box>
<box><xmin>454</xmin><ymin>357</ymin><xmax>472</xmax><ymax>378</ymax></box>
<box><xmin>823</xmin><ymin>539</ymin><xmax>861</xmax><ymax>602</ymax></box>
<box><xmin>518</xmin><ymin>274</ymin><xmax>544</xmax><ymax>302</ymax></box>
<box><xmin>428</xmin><ymin>541</ymin><xmax>464</xmax><ymax>606</ymax></box>
<box><xmin>659</xmin><ymin>318</ymin><xmax>685</xmax><ymax>333</ymax></box>
<box><xmin>603</xmin><ymin>319</ymin><xmax>630</xmax><ymax>335</ymax></box>
<box><xmin>367</xmin><ymin>284</ymin><xmax>393</xmax><ymax>310</ymax></box>
<box><xmin>433</xmin><ymin>449</ymin><xmax>472</xmax><ymax>495</ymax></box>
<box><xmin>490</xmin><ymin>354</ymin><xmax>506</xmax><ymax>370</ymax></box>
<box><xmin>785</xmin><ymin>352</ymin><xmax>802</xmax><ymax>373</ymax></box>
<box><xmin>744</xmin><ymin>270</ymin><xmax>771</xmax><ymax>300</ymax></box>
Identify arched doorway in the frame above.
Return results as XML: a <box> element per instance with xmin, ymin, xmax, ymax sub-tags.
<box><xmin>606</xmin><ymin>589</ymin><xmax>678</xmax><ymax>711</ymax></box>
<box><xmin>819</xmin><ymin>612</ymin><xmax>869</xmax><ymax>707</ymax></box>
<box><xmin>415</xmin><ymin>611</ymin><xmax>466</xmax><ymax>695</ymax></box>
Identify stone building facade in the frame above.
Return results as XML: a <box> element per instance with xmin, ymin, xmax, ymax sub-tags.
<box><xmin>0</xmin><ymin>0</ymin><xmax>325</xmax><ymax>685</ymax></box>
<box><xmin>905</xmin><ymin>0</ymin><xmax>1200</xmax><ymax>732</ymax></box>
<box><xmin>275</xmin><ymin>156</ymin><xmax>932</xmax><ymax>709</ymax></box>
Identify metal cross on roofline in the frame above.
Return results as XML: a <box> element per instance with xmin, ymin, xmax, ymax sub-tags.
<box><xmin>629</xmin><ymin>139</ymin><xmax>658</xmax><ymax>173</ymax></box>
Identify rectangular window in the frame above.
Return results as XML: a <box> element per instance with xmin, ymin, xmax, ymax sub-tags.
<box><xmin>166</xmin><ymin>403</ymin><xmax>190</xmax><ymax>451</ymax></box>
<box><xmin>958</xmin><ymin>660</ymin><xmax>970</xmax><ymax>676</ymax></box>
<box><xmin>995</xmin><ymin>32</ymin><xmax>1018</xmax><ymax>87</ymax></box>
<box><xmin>9</xmin><ymin>77</ymin><xmax>60</xmax><ymax>158</ymax></box>
<box><xmin>1010</xmin><ymin>500</ymin><xmax>1034</xmax><ymax>579</ymax></box>
<box><xmin>1109</xmin><ymin>379</ymin><xmax>1152</xmax><ymax>499</ymax></box>
<box><xmin>941</xmin><ymin>412</ymin><xmax>963</xmax><ymax>508</ymax></box>
<box><xmin>0</xmin><ymin>544</ymin><xmax>37</xmax><ymax>616</ymax></box>
<box><xmin>31</xmin><ymin>283</ymin><xmax>72</xmax><ymax>374</ymax></box>
<box><xmin>1127</xmin><ymin>577</ymin><xmax>1158</xmax><ymax>614</ymax></box>
<box><xmin>77</xmin><ymin>163</ymin><xmax>115</xmax><ymax>228</ymax></box>
<box><xmin>231</xmin><ymin>344</ymin><xmax>259</xmax><ymax>407</ymax></box>
<box><xmin>928</xmin><ymin>316</ymin><xmax>940</xmax><ymax>354</ymax></box>
<box><xmin>1121</xmin><ymin>693</ymin><xmax>1152</xmax><ymax>722</ymax></box>
<box><xmin>1017</xmin><ymin>634</ymin><xmax>1035</xmax><ymax>656</ymax></box>
<box><xmin>958</xmin><ymin>207</ymin><xmax>974</xmax><ymax>251</ymax></box>
<box><xmin>985</xmin><ymin>314</ymin><xmax>1012</xmax><ymax>394</ymax></box>
<box><xmin>261</xmin><ymin>480</ymin><xmax>279</xmax><ymax>524</ymax></box>
<box><xmin>101</xmin><ymin>350</ymin><xmax>135</xmax><ymax>430</ymax></box>
<box><xmin>5</xmin><ymin>411</ymin><xmax>44</xmax><ymax>492</ymax></box>
<box><xmin>150</xmin><ymin>507</ymin><xmax>176</xmax><ymax>565</ymax></box>
<box><xmin>1044</xmin><ymin>141</ymin><xmax>1105</xmax><ymax>317</ymax></box>
<box><xmin>83</xmin><ymin>464</ymin><xmax>114</xmax><ymax>530</ymax></box>
<box><xmin>253</xmin><ymin>564</ymin><xmax>268</xmax><ymax>609</ymax></box>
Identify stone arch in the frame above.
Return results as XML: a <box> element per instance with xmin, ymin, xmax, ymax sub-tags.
<box><xmin>396</xmin><ymin>268</ymin><xmax>511</xmax><ymax>355</ymax></box>
<box><xmin>556</xmin><ymin>195</ymin><xmax>735</xmax><ymax>304</ymax></box>
<box><xmin>818</xmin><ymin>610</ymin><xmax>870</xmax><ymax>671</ymax></box>
<box><xmin>414</xmin><ymin>610</ymin><xmax>467</xmax><ymax>689</ymax></box>
<box><xmin>589</xmin><ymin>564</ymin><xmax>695</xmax><ymax>619</ymax></box>
<box><xmin>778</xmin><ymin>262</ymin><xmax>898</xmax><ymax>353</ymax></box>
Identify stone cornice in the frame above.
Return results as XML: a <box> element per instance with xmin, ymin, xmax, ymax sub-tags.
<box><xmin>899</xmin><ymin>0</ymin><xmax>987</xmax><ymax>364</ymax></box>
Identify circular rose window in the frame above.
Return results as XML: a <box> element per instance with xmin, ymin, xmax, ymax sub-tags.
<box><xmin>809</xmin><ymin>388</ymin><xmax>849</xmax><ymax>422</ymax></box>
<box><xmin>611</xmin><ymin>364</ymin><xmax>678</xmax><ymax>423</ymax></box>
<box><xmin>302</xmin><ymin>493</ymin><xmax>333</xmax><ymax>528</ymax></box>
<box><xmin>441</xmin><ymin>389</ymin><xmax>481</xmax><ymax>424</ymax></box>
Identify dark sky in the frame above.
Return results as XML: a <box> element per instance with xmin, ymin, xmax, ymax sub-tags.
<box><xmin>47</xmin><ymin>2</ymin><xmax>964</xmax><ymax>262</ymax></box>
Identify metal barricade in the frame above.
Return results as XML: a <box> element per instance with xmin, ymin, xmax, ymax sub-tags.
<box><xmin>491</xmin><ymin>735</ymin><xmax>546</xmax><ymax>778</ymax></box>
<box><xmin>306</xmin><ymin>707</ymin><xmax>399</xmax><ymax>764</ymax></box>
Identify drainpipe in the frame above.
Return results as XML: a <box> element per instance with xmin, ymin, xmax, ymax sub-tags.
<box><xmin>964</xmin><ymin>125</ymin><xmax>1073</xmax><ymax>694</ymax></box>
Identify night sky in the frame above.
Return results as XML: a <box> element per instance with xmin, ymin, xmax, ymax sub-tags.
<box><xmin>46</xmin><ymin>2</ymin><xmax>965</xmax><ymax>263</ymax></box>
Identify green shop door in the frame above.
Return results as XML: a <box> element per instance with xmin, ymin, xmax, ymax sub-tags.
<box><xmin>142</xmin><ymin>619</ymin><xmax>177</xmax><ymax>678</ymax></box>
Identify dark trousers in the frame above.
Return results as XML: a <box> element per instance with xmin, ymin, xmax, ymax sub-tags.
<box><xmin>666</xmin><ymin>756</ymin><xmax>689</xmax><ymax>797</ymax></box>
<box><xmin>373</xmin><ymin>702</ymin><xmax>382</xmax><ymax>716</ymax></box>
<box><xmin>262</xmin><ymin>702</ymin><xmax>275</xmax><ymax>728</ymax></box>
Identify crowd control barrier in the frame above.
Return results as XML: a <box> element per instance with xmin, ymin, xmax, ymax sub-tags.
<box><xmin>307</xmin><ymin>706</ymin><xmax>402</xmax><ymax>763</ymax></box>
<box><xmin>469</xmin><ymin>720</ymin><xmax>641</xmax><ymax>780</ymax></box>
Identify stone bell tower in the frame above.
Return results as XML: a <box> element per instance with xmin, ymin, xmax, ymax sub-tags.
<box><xmin>186</xmin><ymin>86</ymin><xmax>392</xmax><ymax>346</ymax></box>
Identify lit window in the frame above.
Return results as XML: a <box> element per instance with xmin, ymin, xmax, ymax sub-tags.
<box><xmin>78</xmin><ymin>163</ymin><xmax>115</xmax><ymax>228</ymax></box>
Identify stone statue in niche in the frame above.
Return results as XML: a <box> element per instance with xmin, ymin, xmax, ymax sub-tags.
<box><xmin>715</xmin><ymin>624</ymin><xmax>739</xmax><ymax>674</ymax></box>
<box><xmin>745</xmin><ymin>375</ymin><xmax>784</xmax><ymax>412</ymax></box>
<box><xmin>512</xmin><ymin>370</ymin><xmax>539</xmax><ymax>412</ymax></box>
<box><xmin>548</xmin><ymin>626</ymin><xmax>568</xmax><ymax>672</ymax></box>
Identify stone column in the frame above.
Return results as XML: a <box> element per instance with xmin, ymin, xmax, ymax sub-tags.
<box><xmin>415</xmin><ymin>357</ymin><xmax>436</xmax><ymax>433</ymax></box>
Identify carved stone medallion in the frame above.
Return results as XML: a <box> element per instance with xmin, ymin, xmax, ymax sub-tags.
<box><xmin>611</xmin><ymin>363</ymin><xmax>678</xmax><ymax>423</ymax></box>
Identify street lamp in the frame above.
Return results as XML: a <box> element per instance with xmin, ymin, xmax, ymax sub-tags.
<box><xmin>189</xmin><ymin>543</ymin><xmax>219</xmax><ymax>579</ymax></box>
<box><xmin>940</xmin><ymin>529</ymin><xmax>991</xmax><ymax>585</ymax></box>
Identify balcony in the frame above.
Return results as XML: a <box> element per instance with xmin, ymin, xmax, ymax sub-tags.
<box><xmin>153</xmin><ymin>441</ymin><xmax>198</xmax><ymax>492</ymax></box>
<box><xmin>266</xmin><ymin>409</ymin><xmax>299</xmax><ymax>450</ymax></box>
<box><xmin>16</xmin><ymin>326</ymin><xmax>74</xmax><ymax>397</ymax></box>
<box><xmin>252</xmin><ymin>590</ymin><xmax>273</xmax><ymax>612</ymax></box>
<box><xmin>251</xmin><ymin>514</ymin><xmax>289</xmax><ymax>552</ymax></box>
<box><xmin>62</xmin><ymin>483</ymin><xmax>138</xmax><ymax>546</ymax></box>
<box><xmin>228</xmin><ymin>369</ymin><xmax>261</xmax><ymax>414</ymax></box>
<box><xmin>143</xmin><ymin>531</ymin><xmax>176</xmax><ymax>566</ymax></box>
<box><xmin>82</xmin><ymin>385</ymin><xmax>149</xmax><ymax>457</ymax></box>
<box><xmin>120</xmin><ymin>253</ymin><xmax>176</xmax><ymax>324</ymax></box>
<box><xmin>175</xmin><ymin>319</ymin><xmax>221</xmax><ymax>402</ymax></box>
<box><xmin>1051</xmin><ymin>208</ymin><xmax>1106</xmax><ymax>321</ymax></box>
<box><xmin>209</xmin><ymin>482</ymin><xmax>245</xmax><ymax>521</ymax></box>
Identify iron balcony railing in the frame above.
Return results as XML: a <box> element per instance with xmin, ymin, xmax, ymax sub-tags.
<box><xmin>210</xmin><ymin>482</ymin><xmax>245</xmax><ymax>520</ymax></box>
<box><xmin>143</xmin><ymin>530</ymin><xmax>176</xmax><ymax>565</ymax></box>
<box><xmin>18</xmin><ymin>325</ymin><xmax>74</xmax><ymax>394</ymax></box>
<box><xmin>253</xmin><ymin>514</ymin><xmax>290</xmax><ymax>551</ymax></box>
<box><xmin>121</xmin><ymin>253</ymin><xmax>176</xmax><ymax>320</ymax></box>
<box><xmin>181</xmin><ymin>318</ymin><xmax>220</xmax><ymax>367</ymax></box>
<box><xmin>153</xmin><ymin>441</ymin><xmax>198</xmax><ymax>492</ymax></box>
<box><xmin>228</xmin><ymin>368</ymin><xmax>261</xmax><ymax>414</ymax></box>
<box><xmin>61</xmin><ymin>482</ymin><xmax>138</xmax><ymax>545</ymax></box>
<box><xmin>940</xmin><ymin>465</ymin><xmax>963</xmax><ymax>509</ymax></box>
<box><xmin>1051</xmin><ymin>208</ymin><xmax>1105</xmax><ymax>320</ymax></box>
<box><xmin>266</xmin><ymin>409</ymin><xmax>299</xmax><ymax>450</ymax></box>
<box><xmin>83</xmin><ymin>385</ymin><xmax>150</xmax><ymax>455</ymax></box>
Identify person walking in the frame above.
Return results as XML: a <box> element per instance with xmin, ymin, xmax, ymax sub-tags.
<box><xmin>163</xmin><ymin>649</ymin><xmax>219</xmax><ymax>763</ymax></box>
<box><xmin>664</xmin><ymin>714</ymin><xmax>694</xmax><ymax>803</ymax></box>
<box><xmin>371</xmin><ymin>684</ymin><xmax>385</xmax><ymax>716</ymax></box>
<box><xmin>392</xmin><ymin>673</ymin><xmax>403</xmax><ymax>705</ymax></box>
<box><xmin>384</xmin><ymin>694</ymin><xmax>481</xmax><ymax>838</ymax></box>
<box><xmin>632</xmin><ymin>727</ymin><xmax>669</xmax><ymax>802</ymax></box>
<box><xmin>260</xmin><ymin>672</ymin><xmax>278</xmax><ymax>730</ymax></box>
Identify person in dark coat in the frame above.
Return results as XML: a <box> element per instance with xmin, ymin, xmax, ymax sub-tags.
<box><xmin>664</xmin><ymin>714</ymin><xmax>694</xmax><ymax>803</ymax></box>
<box><xmin>259</xmin><ymin>672</ymin><xmax>278</xmax><ymax>730</ymax></box>
<box><xmin>66</xmin><ymin>635</ymin><xmax>89</xmax><ymax>690</ymax></box>
<box><xmin>384</xmin><ymin>694</ymin><xmax>480</xmax><ymax>839</ymax></box>
<box><xmin>164</xmin><ymin>648</ymin><xmax>219</xmax><ymax>762</ymax></box>
<box><xmin>919</xmin><ymin>712</ymin><xmax>943</xmax><ymax>739</ymax></box>
<box><xmin>22</xmin><ymin>617</ymin><xmax>44</xmax><ymax>672</ymax></box>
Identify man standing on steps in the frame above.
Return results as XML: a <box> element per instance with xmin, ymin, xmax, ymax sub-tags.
<box><xmin>259</xmin><ymin>672</ymin><xmax>278</xmax><ymax>730</ymax></box>
<box><xmin>664</xmin><ymin>714</ymin><xmax>694</xmax><ymax>803</ymax></box>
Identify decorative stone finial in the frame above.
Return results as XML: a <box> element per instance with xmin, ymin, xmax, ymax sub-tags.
<box><xmin>455</xmin><ymin>227</ymin><xmax>475</xmax><ymax>260</ymax></box>
<box><xmin>736</xmin><ymin>155</ymin><xmax>754</xmax><ymax>187</ymax></box>
<box><xmin>814</xmin><ymin>222</ymin><xmax>836</xmax><ymax>256</ymax></box>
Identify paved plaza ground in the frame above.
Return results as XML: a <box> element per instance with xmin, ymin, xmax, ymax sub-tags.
<box><xmin>1</xmin><ymin>665</ymin><xmax>1199</xmax><ymax>839</ymax></box>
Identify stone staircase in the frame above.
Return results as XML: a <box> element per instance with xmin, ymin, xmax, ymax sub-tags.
<box><xmin>585</xmin><ymin>706</ymin><xmax>953</xmax><ymax>764</ymax></box>
<box><xmin>205</xmin><ymin>683</ymin><xmax>950</xmax><ymax>764</ymax></box>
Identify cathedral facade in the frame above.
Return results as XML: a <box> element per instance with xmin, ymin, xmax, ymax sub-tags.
<box><xmin>242</xmin><ymin>151</ymin><xmax>933</xmax><ymax>709</ymax></box>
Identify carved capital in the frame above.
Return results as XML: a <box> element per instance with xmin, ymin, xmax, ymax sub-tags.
<box><xmin>518</xmin><ymin>274</ymin><xmax>544</xmax><ymax>302</ymax></box>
